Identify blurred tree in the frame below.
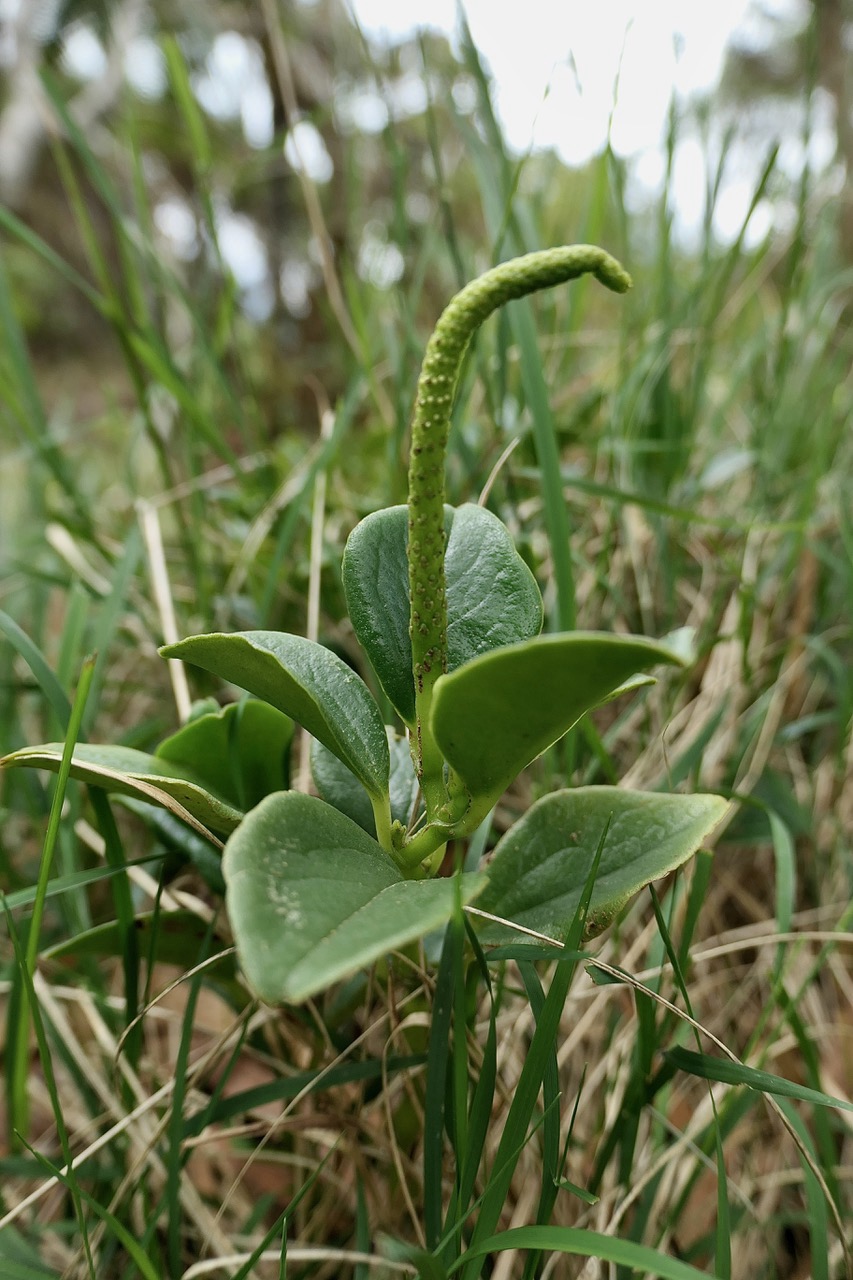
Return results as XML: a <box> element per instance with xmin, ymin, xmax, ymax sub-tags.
<box><xmin>722</xmin><ymin>0</ymin><xmax>853</xmax><ymax>259</ymax></box>
<box><xmin>0</xmin><ymin>0</ymin><xmax>508</xmax><ymax>439</ymax></box>
<box><xmin>0</xmin><ymin>0</ymin><xmax>143</xmax><ymax>207</ymax></box>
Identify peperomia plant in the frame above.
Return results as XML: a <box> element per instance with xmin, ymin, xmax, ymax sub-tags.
<box><xmin>2</xmin><ymin>246</ymin><xmax>726</xmax><ymax>1004</ymax></box>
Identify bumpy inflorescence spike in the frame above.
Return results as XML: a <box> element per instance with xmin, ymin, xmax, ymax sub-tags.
<box><xmin>407</xmin><ymin>246</ymin><xmax>632</xmax><ymax>809</ymax></box>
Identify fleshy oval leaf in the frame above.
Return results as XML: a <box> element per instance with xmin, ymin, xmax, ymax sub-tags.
<box><xmin>310</xmin><ymin>739</ymin><xmax>376</xmax><ymax>834</ymax></box>
<box><xmin>476</xmin><ymin>787</ymin><xmax>728</xmax><ymax>941</ymax></box>
<box><xmin>160</xmin><ymin>631</ymin><xmax>389</xmax><ymax>800</ymax></box>
<box><xmin>432</xmin><ymin>632</ymin><xmax>685</xmax><ymax>810</ymax></box>
<box><xmin>0</xmin><ymin>742</ymin><xmax>242</xmax><ymax>836</ymax></box>
<box><xmin>156</xmin><ymin>698</ymin><xmax>294</xmax><ymax>811</ymax></box>
<box><xmin>342</xmin><ymin>503</ymin><xmax>543</xmax><ymax>725</ymax></box>
<box><xmin>223</xmin><ymin>791</ymin><xmax>486</xmax><ymax>1003</ymax></box>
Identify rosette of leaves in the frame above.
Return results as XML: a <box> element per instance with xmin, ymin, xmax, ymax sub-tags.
<box><xmin>2</xmin><ymin>247</ymin><xmax>726</xmax><ymax>1004</ymax></box>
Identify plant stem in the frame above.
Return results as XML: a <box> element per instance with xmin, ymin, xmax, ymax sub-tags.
<box><xmin>370</xmin><ymin>793</ymin><xmax>393</xmax><ymax>854</ymax></box>
<box><xmin>407</xmin><ymin>246</ymin><xmax>632</xmax><ymax>818</ymax></box>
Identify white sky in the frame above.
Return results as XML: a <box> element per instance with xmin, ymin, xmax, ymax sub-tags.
<box><xmin>59</xmin><ymin>0</ymin><xmax>828</xmax><ymax>296</ymax></box>
<box><xmin>57</xmin><ymin>0</ymin><xmax>804</xmax><ymax>156</ymax></box>
<box><xmin>348</xmin><ymin>0</ymin><xmax>827</xmax><ymax>246</ymax></box>
<box><xmin>350</xmin><ymin>0</ymin><xmax>757</xmax><ymax>162</ymax></box>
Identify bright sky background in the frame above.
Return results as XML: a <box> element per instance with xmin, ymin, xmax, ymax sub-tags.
<box><xmin>348</xmin><ymin>0</ymin><xmax>829</xmax><ymax>245</ymax></box>
<box><xmin>56</xmin><ymin>0</ymin><xmax>830</xmax><ymax>302</ymax></box>
<box><xmin>351</xmin><ymin>0</ymin><xmax>758</xmax><ymax>160</ymax></box>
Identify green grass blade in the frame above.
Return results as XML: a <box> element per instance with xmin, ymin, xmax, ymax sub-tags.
<box><xmin>165</xmin><ymin>916</ymin><xmax>218</xmax><ymax>1275</ymax></box>
<box><xmin>162</xmin><ymin>37</ymin><xmax>212</xmax><ymax>174</ymax></box>
<box><xmin>0</xmin><ymin>611</ymin><xmax>72</xmax><ymax>733</ymax></box>
<box><xmin>181</xmin><ymin>1055</ymin><xmax>427</xmax><ymax>1139</ymax></box>
<box><xmin>0</xmin><ymin>856</ymin><xmax>165</xmax><ymax>913</ymax></box>
<box><xmin>259</xmin><ymin>376</ymin><xmax>363</xmax><ymax>625</ymax></box>
<box><xmin>774</xmin><ymin>1099</ymin><xmax>829</xmax><ymax>1280</ymax></box>
<box><xmin>483</xmin><ymin>945</ymin><xmax>589</xmax><ymax>964</ymax></box>
<box><xmin>0</xmin><ymin>204</ymin><xmax>101</xmax><ymax>303</ymax></box>
<box><xmin>384</xmin><ymin>1241</ymin><xmax>448</xmax><ymax>1280</ymax></box>
<box><xmin>424</xmin><ymin>898</ymin><xmax>462</xmax><ymax>1251</ymax></box>
<box><xmin>83</xmin><ymin>528</ymin><xmax>142</xmax><ymax>733</ymax></box>
<box><xmin>452</xmin><ymin>1226</ymin><xmax>713</xmax><ymax>1279</ymax></box>
<box><xmin>512</xmin><ymin>304</ymin><xmax>577</xmax><ymax>632</ymax></box>
<box><xmin>515</xmin><ymin>962</ymin><xmax>560</xmax><ymax>1277</ymax></box>
<box><xmin>677</xmin><ymin>850</ymin><xmax>714</xmax><ymax>974</ymax></box>
<box><xmin>449</xmin><ymin>878</ymin><xmax>470</xmax><ymax>1237</ymax></box>
<box><xmin>354</xmin><ymin>1177</ymin><xmax>370</xmax><ymax>1280</ymax></box>
<box><xmin>768</xmin><ymin>810</ymin><xmax>796</xmax><ymax>980</ymax></box>
<box><xmin>648</xmin><ymin>886</ymin><xmax>730</xmax><ymax>1278</ymax></box>
<box><xmin>87</xmin><ymin>792</ymin><xmax>140</xmax><ymax>1063</ymax></box>
<box><xmin>456</xmin><ymin>924</ymin><xmax>497</xmax><ymax>1218</ymax></box>
<box><xmin>0</xmin><ymin>1225</ymin><xmax>59</xmax><ymax>1278</ymax></box>
<box><xmin>231</xmin><ymin>1145</ymin><xmax>334</xmax><ymax>1280</ymax></box>
<box><xmin>460</xmin><ymin>820</ymin><xmax>609</xmax><ymax>1277</ymax></box>
<box><xmin>28</xmin><ymin>1144</ymin><xmax>158</xmax><ymax>1280</ymax></box>
<box><xmin>665</xmin><ymin>1046</ymin><xmax>853</xmax><ymax>1114</ymax></box>
<box><xmin>6</xmin><ymin>655</ymin><xmax>94</xmax><ymax>1147</ymax></box>
<box><xmin>3</xmin><ymin>910</ymin><xmax>96</xmax><ymax>1276</ymax></box>
<box><xmin>0</xmin><ymin>1262</ymin><xmax>59</xmax><ymax>1280</ymax></box>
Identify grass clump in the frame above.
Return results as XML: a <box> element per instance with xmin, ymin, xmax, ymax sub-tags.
<box><xmin>0</xmin><ymin>4</ymin><xmax>851</xmax><ymax>1277</ymax></box>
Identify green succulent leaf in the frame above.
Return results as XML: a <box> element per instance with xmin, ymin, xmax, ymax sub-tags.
<box><xmin>161</xmin><ymin>631</ymin><xmax>389</xmax><ymax>800</ymax></box>
<box><xmin>224</xmin><ymin>791</ymin><xmax>486</xmax><ymax>1004</ymax></box>
<box><xmin>476</xmin><ymin>787</ymin><xmax>728</xmax><ymax>941</ymax></box>
<box><xmin>310</xmin><ymin>739</ymin><xmax>376</xmax><ymax>834</ymax></box>
<box><xmin>432</xmin><ymin>632</ymin><xmax>685</xmax><ymax>811</ymax></box>
<box><xmin>342</xmin><ymin>503</ymin><xmax>543</xmax><ymax>725</ymax></box>
<box><xmin>311</xmin><ymin>731</ymin><xmax>421</xmax><ymax>837</ymax></box>
<box><xmin>156</xmin><ymin>698</ymin><xmax>294</xmax><ymax>811</ymax></box>
<box><xmin>0</xmin><ymin>742</ymin><xmax>242</xmax><ymax>836</ymax></box>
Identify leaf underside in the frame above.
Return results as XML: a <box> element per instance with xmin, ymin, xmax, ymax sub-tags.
<box><xmin>0</xmin><ymin>742</ymin><xmax>242</xmax><ymax>835</ymax></box>
<box><xmin>432</xmin><ymin>632</ymin><xmax>685</xmax><ymax>809</ymax></box>
<box><xmin>161</xmin><ymin>630</ymin><xmax>389</xmax><ymax>799</ymax></box>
